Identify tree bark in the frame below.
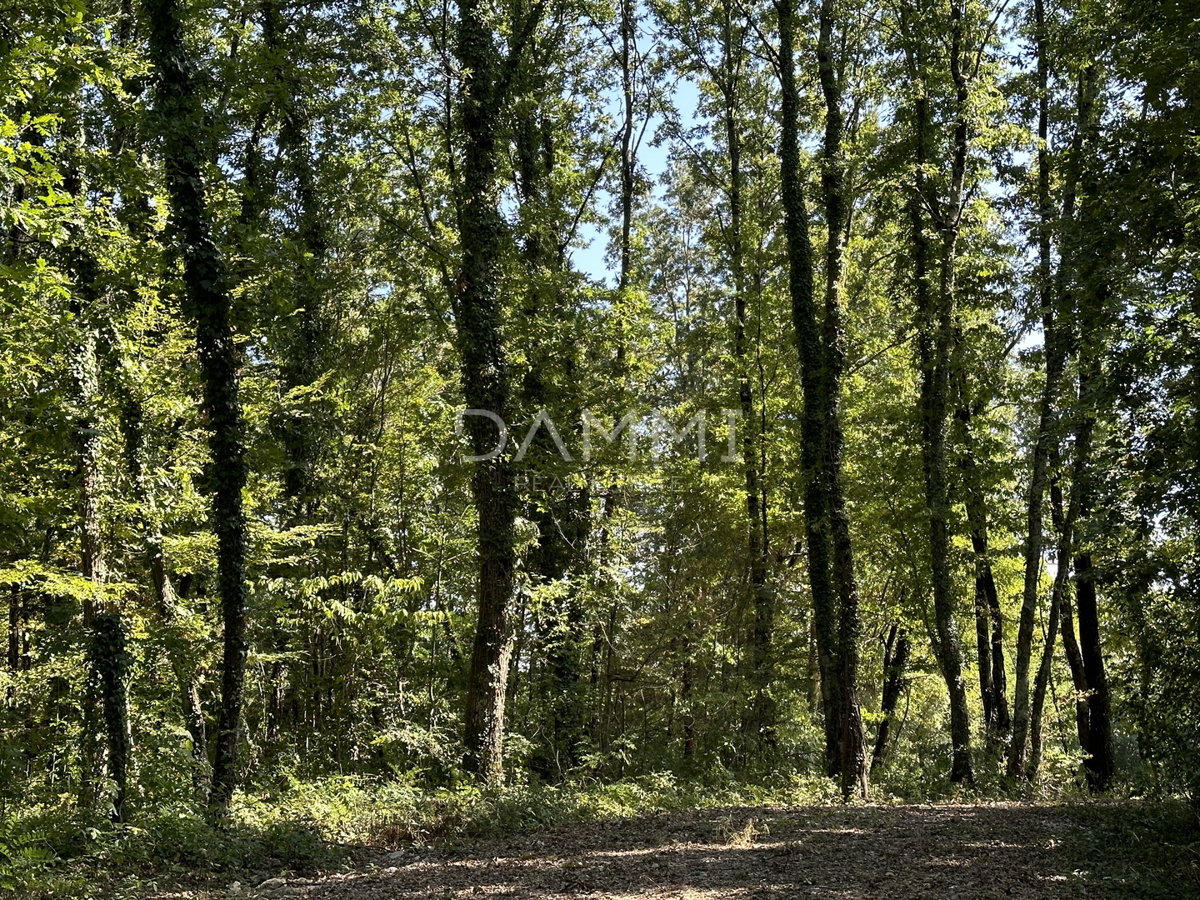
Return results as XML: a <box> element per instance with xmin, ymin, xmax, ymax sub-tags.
<box><xmin>145</xmin><ymin>0</ymin><xmax>252</xmax><ymax>815</ymax></box>
<box><xmin>872</xmin><ymin>622</ymin><xmax>910</xmax><ymax>772</ymax></box>
<box><xmin>64</xmin><ymin>226</ymin><xmax>105</xmax><ymax>810</ymax></box>
<box><xmin>709</xmin><ymin>0</ymin><xmax>776</xmax><ymax>755</ymax></box>
<box><xmin>1028</xmin><ymin>547</ymin><xmax>1065</xmax><ymax>781</ymax></box>
<box><xmin>818</xmin><ymin>0</ymin><xmax>867</xmax><ymax>798</ymax></box>
<box><xmin>1051</xmin><ymin>469</ymin><xmax>1091</xmax><ymax>756</ymax></box>
<box><xmin>263</xmin><ymin>0</ymin><xmax>331</xmax><ymax>518</ymax></box>
<box><xmin>905</xmin><ymin>0</ymin><xmax>973</xmax><ymax>783</ymax></box>
<box><xmin>1072</xmin><ymin>289</ymin><xmax>1113</xmax><ymax>791</ymax></box>
<box><xmin>777</xmin><ymin>0</ymin><xmax>840</xmax><ymax>782</ymax></box>
<box><xmin>455</xmin><ymin>0</ymin><xmax>521</xmax><ymax>783</ymax></box>
<box><xmin>509</xmin><ymin>19</ymin><xmax>593</xmax><ymax>776</ymax></box>
<box><xmin>89</xmin><ymin>613</ymin><xmax>130</xmax><ymax>822</ymax></box>
<box><xmin>954</xmin><ymin>374</ymin><xmax>1010</xmax><ymax>745</ymax></box>
<box><xmin>1009</xmin><ymin>1</ymin><xmax>1084</xmax><ymax>777</ymax></box>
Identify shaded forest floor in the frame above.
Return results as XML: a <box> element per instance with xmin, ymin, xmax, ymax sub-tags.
<box><xmin>162</xmin><ymin>801</ymin><xmax>1198</xmax><ymax>900</ymax></box>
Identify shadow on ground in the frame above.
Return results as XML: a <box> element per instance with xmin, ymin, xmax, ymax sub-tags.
<box><xmin>258</xmin><ymin>803</ymin><xmax>1199</xmax><ymax>900</ymax></box>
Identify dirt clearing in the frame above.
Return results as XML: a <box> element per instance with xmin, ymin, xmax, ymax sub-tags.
<box><xmin>240</xmin><ymin>802</ymin><xmax>1198</xmax><ymax>900</ymax></box>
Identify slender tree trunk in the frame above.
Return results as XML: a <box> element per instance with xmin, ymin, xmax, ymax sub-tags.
<box><xmin>872</xmin><ymin>622</ymin><xmax>910</xmax><ymax>772</ymax></box>
<box><xmin>1029</xmin><ymin>456</ymin><xmax>1079</xmax><ymax>779</ymax></box>
<box><xmin>1009</xmin><ymin>2</ymin><xmax>1084</xmax><ymax>777</ymax></box>
<box><xmin>967</xmin><ymin>497</ymin><xmax>998</xmax><ymax>732</ymax></box>
<box><xmin>619</xmin><ymin>0</ymin><xmax>635</xmax><ymax>299</ymax></box>
<box><xmin>955</xmin><ymin>381</ymin><xmax>1009</xmax><ymax>744</ymax></box>
<box><xmin>1028</xmin><ymin>547</ymin><xmax>1067</xmax><ymax>781</ymax></box>
<box><xmin>682</xmin><ymin>620</ymin><xmax>696</xmax><ymax>762</ymax></box>
<box><xmin>1051</xmin><ymin>469</ymin><xmax>1091</xmax><ymax>755</ymax></box>
<box><xmin>146</xmin><ymin>0</ymin><xmax>251</xmax><ymax>815</ymax></box>
<box><xmin>6</xmin><ymin>586</ymin><xmax>20</xmax><ymax>673</ymax></box>
<box><xmin>716</xmin><ymin>2</ymin><xmax>775</xmax><ymax>753</ymax></box>
<box><xmin>1072</xmin><ymin>296</ymin><xmax>1113</xmax><ymax>791</ymax></box>
<box><xmin>1058</xmin><ymin>589</ymin><xmax>1091</xmax><ymax>752</ymax></box>
<box><xmin>987</xmin><ymin>549</ymin><xmax>1010</xmax><ymax>738</ymax></box>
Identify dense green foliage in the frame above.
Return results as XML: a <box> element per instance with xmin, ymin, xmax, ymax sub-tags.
<box><xmin>0</xmin><ymin>0</ymin><xmax>1197</xmax><ymax>888</ymax></box>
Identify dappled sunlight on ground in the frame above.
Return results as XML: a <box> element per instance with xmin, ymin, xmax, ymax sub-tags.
<box><xmin>237</xmin><ymin>803</ymin><xmax>1150</xmax><ymax>900</ymax></box>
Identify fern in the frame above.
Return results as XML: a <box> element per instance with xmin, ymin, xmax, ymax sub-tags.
<box><xmin>0</xmin><ymin>815</ymin><xmax>55</xmax><ymax>890</ymax></box>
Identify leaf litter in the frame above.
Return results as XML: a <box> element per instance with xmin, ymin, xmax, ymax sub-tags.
<box><xmin>225</xmin><ymin>802</ymin><xmax>1200</xmax><ymax>900</ymax></box>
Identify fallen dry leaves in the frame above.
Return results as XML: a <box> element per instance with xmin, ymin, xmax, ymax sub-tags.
<box><xmin>230</xmin><ymin>802</ymin><xmax>1194</xmax><ymax>900</ymax></box>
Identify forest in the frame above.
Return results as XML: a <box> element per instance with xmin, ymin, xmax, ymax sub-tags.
<box><xmin>1</xmin><ymin>0</ymin><xmax>1198</xmax><ymax>895</ymax></box>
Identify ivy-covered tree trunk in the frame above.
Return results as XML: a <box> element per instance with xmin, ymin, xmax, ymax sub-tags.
<box><xmin>511</xmin><ymin>29</ymin><xmax>591</xmax><ymax>776</ymax></box>
<box><xmin>263</xmin><ymin>0</ymin><xmax>330</xmax><ymax>518</ymax></box>
<box><xmin>145</xmin><ymin>0</ymin><xmax>251</xmax><ymax>816</ymax></box>
<box><xmin>905</xmin><ymin>0</ymin><xmax>972</xmax><ymax>784</ymax></box>
<box><xmin>60</xmin><ymin>68</ymin><xmax>107</xmax><ymax>801</ymax></box>
<box><xmin>817</xmin><ymin>0</ymin><xmax>867</xmax><ymax>799</ymax></box>
<box><xmin>88</xmin><ymin>613</ymin><xmax>130</xmax><ymax>822</ymax></box>
<box><xmin>929</xmin><ymin>0</ymin><xmax>973</xmax><ymax>785</ymax></box>
<box><xmin>65</xmin><ymin>239</ymin><xmax>105</xmax><ymax>811</ymax></box>
<box><xmin>455</xmin><ymin>0</ymin><xmax>519</xmax><ymax>784</ymax></box>
<box><xmin>777</xmin><ymin>0</ymin><xmax>840</xmax><ymax>781</ymax></box>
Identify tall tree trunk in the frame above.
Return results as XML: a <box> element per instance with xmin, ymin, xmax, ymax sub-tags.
<box><xmin>61</xmin><ymin>109</ymin><xmax>111</xmax><ymax>806</ymax></box>
<box><xmin>777</xmin><ymin>0</ymin><xmax>840</xmax><ymax>781</ymax></box>
<box><xmin>455</xmin><ymin>0</ymin><xmax>520</xmax><ymax>783</ymax></box>
<box><xmin>818</xmin><ymin>0</ymin><xmax>867</xmax><ymax>799</ymax></box>
<box><xmin>145</xmin><ymin>0</ymin><xmax>251</xmax><ymax>815</ymax></box>
<box><xmin>66</xmin><ymin>252</ymin><xmax>105</xmax><ymax>810</ymax></box>
<box><xmin>1027</xmin><ymin>543</ymin><xmax>1067</xmax><ymax>781</ymax></box>
<box><xmin>7</xmin><ymin>586</ymin><xmax>20</xmax><ymax>673</ymax></box>
<box><xmin>259</xmin><ymin>0</ymin><xmax>337</xmax><ymax>762</ymax></box>
<box><xmin>510</xmin><ymin>23</ymin><xmax>592</xmax><ymax>776</ymax></box>
<box><xmin>906</xmin><ymin>0</ymin><xmax>972</xmax><ymax>783</ymax></box>
<box><xmin>967</xmin><ymin>492</ymin><xmax>1002</xmax><ymax>734</ymax></box>
<box><xmin>1029</xmin><ymin>451</ymin><xmax>1082</xmax><ymax>780</ymax></box>
<box><xmin>717</xmin><ymin>1</ymin><xmax>775</xmax><ymax>754</ymax></box>
<box><xmin>619</xmin><ymin>0</ymin><xmax>635</xmax><ymax>298</ymax></box>
<box><xmin>1009</xmin><ymin>2</ymin><xmax>1085</xmax><ymax>777</ymax></box>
